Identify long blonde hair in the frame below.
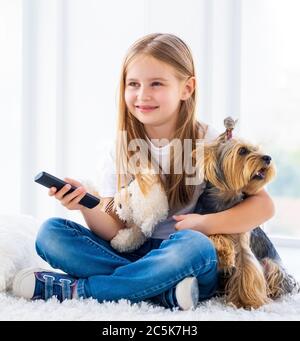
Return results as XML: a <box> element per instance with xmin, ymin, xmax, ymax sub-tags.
<box><xmin>116</xmin><ymin>33</ymin><xmax>206</xmax><ymax>209</ymax></box>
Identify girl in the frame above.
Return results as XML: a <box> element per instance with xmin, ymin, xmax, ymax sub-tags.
<box><xmin>12</xmin><ymin>33</ymin><xmax>275</xmax><ymax>310</ymax></box>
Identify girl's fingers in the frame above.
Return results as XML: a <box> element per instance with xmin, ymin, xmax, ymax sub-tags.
<box><xmin>55</xmin><ymin>184</ymin><xmax>73</xmax><ymax>200</ymax></box>
<box><xmin>61</xmin><ymin>187</ymin><xmax>86</xmax><ymax>206</ymax></box>
<box><xmin>48</xmin><ymin>187</ymin><xmax>57</xmax><ymax>196</ymax></box>
<box><xmin>173</xmin><ymin>215</ymin><xmax>183</xmax><ymax>220</ymax></box>
<box><xmin>70</xmin><ymin>189</ymin><xmax>87</xmax><ymax>206</ymax></box>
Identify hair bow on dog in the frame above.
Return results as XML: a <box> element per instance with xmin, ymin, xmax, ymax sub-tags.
<box><xmin>217</xmin><ymin>116</ymin><xmax>238</xmax><ymax>143</ymax></box>
<box><xmin>224</xmin><ymin>116</ymin><xmax>238</xmax><ymax>140</ymax></box>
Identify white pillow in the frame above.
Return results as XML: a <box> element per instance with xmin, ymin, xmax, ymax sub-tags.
<box><xmin>0</xmin><ymin>214</ymin><xmax>50</xmax><ymax>292</ymax></box>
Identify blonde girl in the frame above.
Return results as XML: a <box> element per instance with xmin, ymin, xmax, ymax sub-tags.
<box><xmin>12</xmin><ymin>33</ymin><xmax>274</xmax><ymax>310</ymax></box>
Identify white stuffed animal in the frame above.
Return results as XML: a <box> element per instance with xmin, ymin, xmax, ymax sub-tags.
<box><xmin>110</xmin><ymin>171</ymin><xmax>169</xmax><ymax>253</ymax></box>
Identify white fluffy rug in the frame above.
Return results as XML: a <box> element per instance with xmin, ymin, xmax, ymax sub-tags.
<box><xmin>1</xmin><ymin>214</ymin><xmax>300</xmax><ymax>321</ymax></box>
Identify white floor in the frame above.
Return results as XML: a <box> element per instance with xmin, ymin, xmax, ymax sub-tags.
<box><xmin>275</xmin><ymin>246</ymin><xmax>300</xmax><ymax>280</ymax></box>
<box><xmin>0</xmin><ymin>245</ymin><xmax>299</xmax><ymax>321</ymax></box>
<box><xmin>0</xmin><ymin>215</ymin><xmax>299</xmax><ymax>321</ymax></box>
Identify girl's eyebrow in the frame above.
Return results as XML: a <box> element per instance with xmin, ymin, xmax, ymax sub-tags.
<box><xmin>126</xmin><ymin>77</ymin><xmax>169</xmax><ymax>82</ymax></box>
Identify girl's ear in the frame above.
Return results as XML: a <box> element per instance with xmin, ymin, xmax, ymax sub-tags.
<box><xmin>180</xmin><ymin>76</ymin><xmax>196</xmax><ymax>101</ymax></box>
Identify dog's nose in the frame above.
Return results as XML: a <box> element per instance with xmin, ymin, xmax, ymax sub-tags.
<box><xmin>262</xmin><ymin>155</ymin><xmax>272</xmax><ymax>165</ymax></box>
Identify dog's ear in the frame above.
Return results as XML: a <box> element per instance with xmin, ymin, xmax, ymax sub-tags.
<box><xmin>192</xmin><ymin>143</ymin><xmax>218</xmax><ymax>182</ymax></box>
<box><xmin>216</xmin><ymin>132</ymin><xmax>228</xmax><ymax>144</ymax></box>
<box><xmin>203</xmin><ymin>145</ymin><xmax>220</xmax><ymax>185</ymax></box>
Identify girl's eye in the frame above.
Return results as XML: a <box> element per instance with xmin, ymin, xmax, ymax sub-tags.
<box><xmin>151</xmin><ymin>82</ymin><xmax>162</xmax><ymax>86</ymax></box>
<box><xmin>127</xmin><ymin>82</ymin><xmax>162</xmax><ymax>87</ymax></box>
<box><xmin>128</xmin><ymin>82</ymin><xmax>139</xmax><ymax>87</ymax></box>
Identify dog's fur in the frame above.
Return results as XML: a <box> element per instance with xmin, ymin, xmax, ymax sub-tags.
<box><xmin>249</xmin><ymin>227</ymin><xmax>299</xmax><ymax>300</ymax></box>
<box><xmin>193</xmin><ymin>133</ymin><xmax>299</xmax><ymax>309</ymax></box>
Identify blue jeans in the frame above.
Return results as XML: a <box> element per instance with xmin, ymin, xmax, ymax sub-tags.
<box><xmin>35</xmin><ymin>217</ymin><xmax>218</xmax><ymax>306</ymax></box>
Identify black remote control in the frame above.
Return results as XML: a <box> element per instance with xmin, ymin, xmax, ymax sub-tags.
<box><xmin>34</xmin><ymin>171</ymin><xmax>100</xmax><ymax>209</ymax></box>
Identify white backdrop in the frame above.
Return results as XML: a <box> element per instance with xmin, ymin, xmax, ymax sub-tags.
<box><xmin>1</xmin><ymin>0</ymin><xmax>299</xmax><ymax>236</ymax></box>
<box><xmin>1</xmin><ymin>0</ymin><xmax>242</xmax><ymax>222</ymax></box>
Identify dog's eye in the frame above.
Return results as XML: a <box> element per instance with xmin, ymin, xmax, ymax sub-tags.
<box><xmin>239</xmin><ymin>147</ymin><xmax>249</xmax><ymax>155</ymax></box>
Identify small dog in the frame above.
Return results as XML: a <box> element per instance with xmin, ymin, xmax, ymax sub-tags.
<box><xmin>194</xmin><ymin>117</ymin><xmax>299</xmax><ymax>309</ymax></box>
<box><xmin>104</xmin><ymin>117</ymin><xmax>298</xmax><ymax>309</ymax></box>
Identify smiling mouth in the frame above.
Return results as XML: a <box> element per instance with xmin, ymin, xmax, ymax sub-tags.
<box><xmin>253</xmin><ymin>168</ymin><xmax>267</xmax><ymax>180</ymax></box>
<box><xmin>136</xmin><ymin>106</ymin><xmax>159</xmax><ymax>111</ymax></box>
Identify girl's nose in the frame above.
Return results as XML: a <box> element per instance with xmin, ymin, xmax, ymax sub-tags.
<box><xmin>137</xmin><ymin>86</ymin><xmax>151</xmax><ymax>101</ymax></box>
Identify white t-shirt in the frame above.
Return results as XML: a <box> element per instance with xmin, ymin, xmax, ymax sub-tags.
<box><xmin>98</xmin><ymin>124</ymin><xmax>220</xmax><ymax>239</ymax></box>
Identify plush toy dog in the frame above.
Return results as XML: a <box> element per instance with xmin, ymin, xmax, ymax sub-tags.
<box><xmin>110</xmin><ymin>169</ymin><xmax>169</xmax><ymax>253</ymax></box>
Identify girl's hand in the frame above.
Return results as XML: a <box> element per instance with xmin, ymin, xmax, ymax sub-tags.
<box><xmin>48</xmin><ymin>177</ymin><xmax>87</xmax><ymax>211</ymax></box>
<box><xmin>173</xmin><ymin>213</ymin><xmax>210</xmax><ymax>235</ymax></box>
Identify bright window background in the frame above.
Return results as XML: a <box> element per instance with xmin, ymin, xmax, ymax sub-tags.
<box><xmin>240</xmin><ymin>0</ymin><xmax>300</xmax><ymax>238</ymax></box>
<box><xmin>0</xmin><ymin>0</ymin><xmax>299</xmax><ymax>238</ymax></box>
<box><xmin>0</xmin><ymin>0</ymin><xmax>22</xmax><ymax>214</ymax></box>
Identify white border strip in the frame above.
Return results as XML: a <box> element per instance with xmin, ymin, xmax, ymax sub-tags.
<box><xmin>270</xmin><ymin>236</ymin><xmax>300</xmax><ymax>248</ymax></box>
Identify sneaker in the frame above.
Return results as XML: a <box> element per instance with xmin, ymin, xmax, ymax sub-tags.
<box><xmin>155</xmin><ymin>276</ymin><xmax>199</xmax><ymax>310</ymax></box>
<box><xmin>175</xmin><ymin>276</ymin><xmax>199</xmax><ymax>310</ymax></box>
<box><xmin>12</xmin><ymin>267</ymin><xmax>77</xmax><ymax>302</ymax></box>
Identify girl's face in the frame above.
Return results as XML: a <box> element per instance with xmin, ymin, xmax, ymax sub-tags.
<box><xmin>125</xmin><ymin>55</ymin><xmax>194</xmax><ymax>135</ymax></box>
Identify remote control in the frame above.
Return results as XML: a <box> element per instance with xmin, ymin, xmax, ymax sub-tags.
<box><xmin>34</xmin><ymin>171</ymin><xmax>100</xmax><ymax>209</ymax></box>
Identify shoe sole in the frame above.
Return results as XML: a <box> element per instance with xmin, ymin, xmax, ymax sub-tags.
<box><xmin>175</xmin><ymin>277</ymin><xmax>199</xmax><ymax>310</ymax></box>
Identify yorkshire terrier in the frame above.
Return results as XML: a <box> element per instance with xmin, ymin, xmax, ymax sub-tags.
<box><xmin>193</xmin><ymin>117</ymin><xmax>299</xmax><ymax>309</ymax></box>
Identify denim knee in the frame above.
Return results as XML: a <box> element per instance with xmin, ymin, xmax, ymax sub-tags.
<box><xmin>169</xmin><ymin>229</ymin><xmax>217</xmax><ymax>270</ymax></box>
<box><xmin>35</xmin><ymin>217</ymin><xmax>66</xmax><ymax>260</ymax></box>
